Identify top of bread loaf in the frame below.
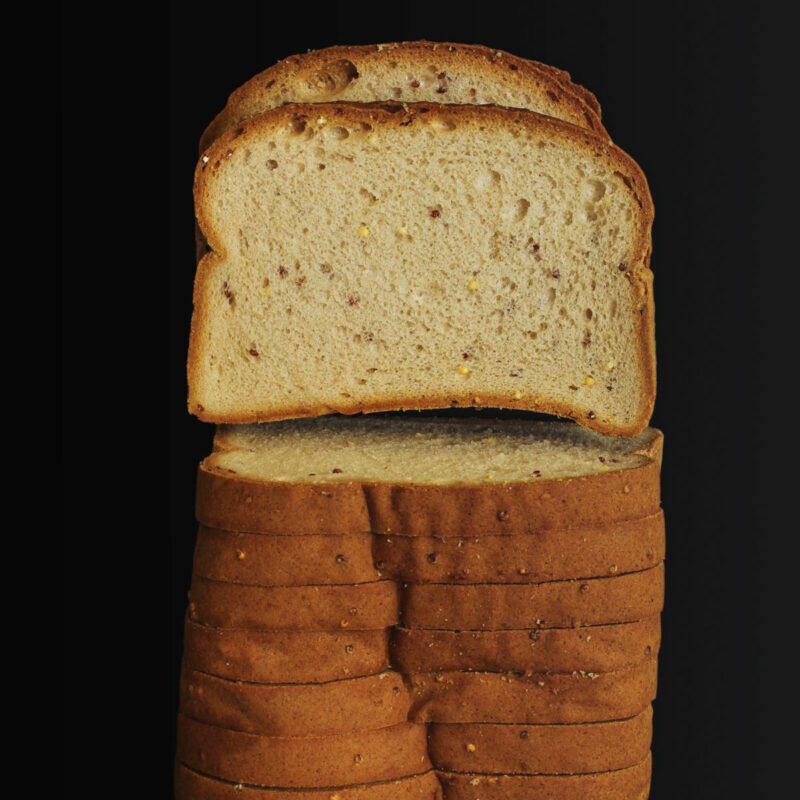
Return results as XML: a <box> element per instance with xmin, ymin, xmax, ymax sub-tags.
<box><xmin>211</xmin><ymin>417</ymin><xmax>662</xmax><ymax>485</ymax></box>
<box><xmin>200</xmin><ymin>41</ymin><xmax>606</xmax><ymax>152</ymax></box>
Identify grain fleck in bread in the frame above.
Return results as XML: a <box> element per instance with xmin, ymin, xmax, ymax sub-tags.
<box><xmin>390</xmin><ymin>617</ymin><xmax>660</xmax><ymax>674</ymax></box>
<box><xmin>177</xmin><ymin>715</ymin><xmax>431</xmax><ymax>787</ymax></box>
<box><xmin>437</xmin><ymin>755</ymin><xmax>652</xmax><ymax>800</ymax></box>
<box><xmin>196</xmin><ymin>419</ymin><xmax>662</xmax><ymax>535</ymax></box>
<box><xmin>174</xmin><ymin>765</ymin><xmax>443</xmax><ymax>800</ymax></box>
<box><xmin>189</xmin><ymin>102</ymin><xmax>654</xmax><ymax>436</ymax></box>
<box><xmin>199</xmin><ymin>41</ymin><xmax>607</xmax><ymax>152</ymax></box>
<box><xmin>427</xmin><ymin>705</ymin><xmax>652</xmax><ymax>774</ymax></box>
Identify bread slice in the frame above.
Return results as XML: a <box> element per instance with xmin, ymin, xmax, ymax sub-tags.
<box><xmin>187</xmin><ymin>578</ymin><xmax>399</xmax><ymax>630</ymax></box>
<box><xmin>428</xmin><ymin>705</ymin><xmax>652</xmax><ymax>774</ymax></box>
<box><xmin>177</xmin><ymin>715</ymin><xmax>431</xmax><ymax>787</ymax></box>
<box><xmin>199</xmin><ymin>41</ymin><xmax>607</xmax><ymax>153</ymax></box>
<box><xmin>401</xmin><ymin>563</ymin><xmax>664</xmax><ymax>630</ymax></box>
<box><xmin>193</xmin><ymin>528</ymin><xmax>380</xmax><ymax>585</ymax></box>
<box><xmin>374</xmin><ymin>511</ymin><xmax>664</xmax><ymax>583</ymax></box>
<box><xmin>437</xmin><ymin>755</ymin><xmax>651</xmax><ymax>800</ymax></box>
<box><xmin>182</xmin><ymin>619</ymin><xmax>390</xmax><ymax>683</ymax></box>
<box><xmin>196</xmin><ymin>419</ymin><xmax>662</xmax><ymax>535</ymax></box>
<box><xmin>408</xmin><ymin>660</ymin><xmax>657</xmax><ymax>724</ymax></box>
<box><xmin>175</xmin><ymin>765</ymin><xmax>443</xmax><ymax>800</ymax></box>
<box><xmin>189</xmin><ymin>103</ymin><xmax>655</xmax><ymax>436</ymax></box>
<box><xmin>390</xmin><ymin>617</ymin><xmax>660</xmax><ymax>674</ymax></box>
<box><xmin>179</xmin><ymin>668</ymin><xmax>410</xmax><ymax>736</ymax></box>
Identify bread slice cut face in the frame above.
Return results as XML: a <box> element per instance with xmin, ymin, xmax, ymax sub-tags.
<box><xmin>189</xmin><ymin>102</ymin><xmax>654</xmax><ymax>436</ymax></box>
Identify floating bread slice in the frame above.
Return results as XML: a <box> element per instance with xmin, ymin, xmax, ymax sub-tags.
<box><xmin>177</xmin><ymin>715</ymin><xmax>431</xmax><ymax>788</ymax></box>
<box><xmin>189</xmin><ymin>102</ymin><xmax>654</xmax><ymax>436</ymax></box>
<box><xmin>408</xmin><ymin>660</ymin><xmax>657</xmax><ymax>724</ymax></box>
<box><xmin>187</xmin><ymin>579</ymin><xmax>399</xmax><ymax>631</ymax></box>
<box><xmin>199</xmin><ymin>42</ymin><xmax>607</xmax><ymax>153</ymax></box>
<box><xmin>390</xmin><ymin>617</ymin><xmax>660</xmax><ymax>674</ymax></box>
<box><xmin>182</xmin><ymin>619</ymin><xmax>390</xmax><ymax>683</ymax></box>
<box><xmin>437</xmin><ymin>754</ymin><xmax>651</xmax><ymax>799</ymax></box>
<box><xmin>427</xmin><ymin>706</ymin><xmax>651</xmax><ymax>775</ymax></box>
<box><xmin>196</xmin><ymin>419</ymin><xmax>662</xmax><ymax>535</ymax></box>
<box><xmin>401</xmin><ymin>564</ymin><xmax>664</xmax><ymax>630</ymax></box>
<box><xmin>175</xmin><ymin>765</ymin><xmax>443</xmax><ymax>800</ymax></box>
<box><xmin>179</xmin><ymin>668</ymin><xmax>410</xmax><ymax>736</ymax></box>
<box><xmin>193</xmin><ymin>528</ymin><xmax>380</xmax><ymax>585</ymax></box>
<box><xmin>374</xmin><ymin>511</ymin><xmax>664</xmax><ymax>583</ymax></box>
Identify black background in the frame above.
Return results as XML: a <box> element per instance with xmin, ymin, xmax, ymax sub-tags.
<box><xmin>63</xmin><ymin>1</ymin><xmax>782</xmax><ymax>796</ymax></box>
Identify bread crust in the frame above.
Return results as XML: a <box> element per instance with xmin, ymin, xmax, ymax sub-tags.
<box><xmin>408</xmin><ymin>660</ymin><xmax>657</xmax><ymax>724</ymax></box>
<box><xmin>187</xmin><ymin>579</ymin><xmax>399</xmax><ymax>631</ymax></box>
<box><xmin>428</xmin><ymin>705</ymin><xmax>652</xmax><ymax>774</ymax></box>
<box><xmin>401</xmin><ymin>563</ymin><xmax>664</xmax><ymax>630</ymax></box>
<box><xmin>176</xmin><ymin>715</ymin><xmax>431</xmax><ymax>787</ymax></box>
<box><xmin>374</xmin><ymin>511</ymin><xmax>664</xmax><ymax>583</ymax></box>
<box><xmin>189</xmin><ymin>102</ymin><xmax>655</xmax><ymax>438</ymax></box>
<box><xmin>175</xmin><ymin>765</ymin><xmax>443</xmax><ymax>800</ymax></box>
<box><xmin>437</xmin><ymin>754</ymin><xmax>651</xmax><ymax>800</ymax></box>
<box><xmin>390</xmin><ymin>616</ymin><xmax>660</xmax><ymax>674</ymax></box>
<box><xmin>179</xmin><ymin>668</ymin><xmax>410</xmax><ymax>736</ymax></box>
<box><xmin>182</xmin><ymin>619</ymin><xmax>390</xmax><ymax>683</ymax></box>
<box><xmin>199</xmin><ymin>41</ymin><xmax>607</xmax><ymax>152</ymax></box>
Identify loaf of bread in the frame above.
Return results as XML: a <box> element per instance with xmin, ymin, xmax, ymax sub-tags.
<box><xmin>179</xmin><ymin>668</ymin><xmax>410</xmax><ymax>736</ymax></box>
<box><xmin>437</xmin><ymin>754</ymin><xmax>651</xmax><ymax>800</ymax></box>
<box><xmin>199</xmin><ymin>42</ymin><xmax>607</xmax><ymax>152</ymax></box>
<box><xmin>402</xmin><ymin>563</ymin><xmax>664</xmax><ymax>629</ymax></box>
<box><xmin>175</xmin><ymin>765</ymin><xmax>443</xmax><ymax>800</ymax></box>
<box><xmin>408</xmin><ymin>660</ymin><xmax>657</xmax><ymax>724</ymax></box>
<box><xmin>182</xmin><ymin>618</ymin><xmax>390</xmax><ymax>682</ymax></box>
<box><xmin>427</xmin><ymin>705</ymin><xmax>652</xmax><ymax>774</ymax></box>
<box><xmin>196</xmin><ymin>418</ymin><xmax>662</xmax><ymax>535</ymax></box>
<box><xmin>177</xmin><ymin>715</ymin><xmax>431</xmax><ymax>787</ymax></box>
<box><xmin>188</xmin><ymin>578</ymin><xmax>399</xmax><ymax>630</ymax></box>
<box><xmin>374</xmin><ymin>511</ymin><xmax>664</xmax><ymax>583</ymax></box>
<box><xmin>391</xmin><ymin>617</ymin><xmax>660</xmax><ymax>674</ymax></box>
<box><xmin>189</xmin><ymin>103</ymin><xmax>654</xmax><ymax>436</ymax></box>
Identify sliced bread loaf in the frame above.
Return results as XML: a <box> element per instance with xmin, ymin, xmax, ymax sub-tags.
<box><xmin>187</xmin><ymin>579</ymin><xmax>399</xmax><ymax>630</ymax></box>
<box><xmin>390</xmin><ymin>617</ymin><xmax>660</xmax><ymax>674</ymax></box>
<box><xmin>428</xmin><ymin>705</ymin><xmax>652</xmax><ymax>774</ymax></box>
<box><xmin>437</xmin><ymin>755</ymin><xmax>651</xmax><ymax>800</ymax></box>
<box><xmin>177</xmin><ymin>715</ymin><xmax>431</xmax><ymax>787</ymax></box>
<box><xmin>179</xmin><ymin>668</ymin><xmax>410</xmax><ymax>736</ymax></box>
<box><xmin>182</xmin><ymin>619</ymin><xmax>390</xmax><ymax>683</ymax></box>
<box><xmin>401</xmin><ymin>563</ymin><xmax>664</xmax><ymax>629</ymax></box>
<box><xmin>175</xmin><ymin>766</ymin><xmax>443</xmax><ymax>800</ymax></box>
<box><xmin>408</xmin><ymin>660</ymin><xmax>657</xmax><ymax>724</ymax></box>
<box><xmin>196</xmin><ymin>418</ymin><xmax>662</xmax><ymax>535</ymax></box>
<box><xmin>189</xmin><ymin>102</ymin><xmax>654</xmax><ymax>436</ymax></box>
<box><xmin>199</xmin><ymin>41</ymin><xmax>607</xmax><ymax>152</ymax></box>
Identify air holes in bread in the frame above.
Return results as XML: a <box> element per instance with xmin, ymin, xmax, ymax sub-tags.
<box><xmin>303</xmin><ymin>59</ymin><xmax>359</xmax><ymax>98</ymax></box>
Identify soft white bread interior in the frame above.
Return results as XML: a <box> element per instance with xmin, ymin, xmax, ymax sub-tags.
<box><xmin>189</xmin><ymin>102</ymin><xmax>654</xmax><ymax>436</ymax></box>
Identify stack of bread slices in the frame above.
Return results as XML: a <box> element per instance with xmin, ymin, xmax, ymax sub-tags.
<box><xmin>177</xmin><ymin>42</ymin><xmax>661</xmax><ymax>800</ymax></box>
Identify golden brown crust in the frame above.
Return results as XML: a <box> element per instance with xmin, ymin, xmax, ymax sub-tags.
<box><xmin>401</xmin><ymin>564</ymin><xmax>664</xmax><ymax>630</ymax></box>
<box><xmin>187</xmin><ymin>579</ymin><xmax>399</xmax><ymax>631</ymax></box>
<box><xmin>175</xmin><ymin>766</ymin><xmax>444</xmax><ymax>800</ymax></box>
<box><xmin>189</xmin><ymin>102</ymin><xmax>655</xmax><ymax>438</ymax></box>
<box><xmin>182</xmin><ymin>619</ymin><xmax>391</xmax><ymax>683</ymax></box>
<box><xmin>437</xmin><ymin>754</ymin><xmax>651</xmax><ymax>800</ymax></box>
<box><xmin>428</xmin><ymin>706</ymin><xmax>652</xmax><ymax>774</ymax></box>
<box><xmin>199</xmin><ymin>41</ymin><xmax>607</xmax><ymax>152</ymax></box>
<box><xmin>374</xmin><ymin>512</ymin><xmax>665</xmax><ymax>583</ymax></box>
<box><xmin>193</xmin><ymin>528</ymin><xmax>380</xmax><ymax>586</ymax></box>
<box><xmin>179</xmin><ymin>667</ymin><xmax>410</xmax><ymax>736</ymax></box>
<box><xmin>176</xmin><ymin>715</ymin><xmax>431</xmax><ymax>787</ymax></box>
<box><xmin>408</xmin><ymin>660</ymin><xmax>657</xmax><ymax>724</ymax></box>
<box><xmin>195</xmin><ymin>448</ymin><xmax>661</xmax><ymax>537</ymax></box>
<box><xmin>390</xmin><ymin>617</ymin><xmax>660</xmax><ymax>674</ymax></box>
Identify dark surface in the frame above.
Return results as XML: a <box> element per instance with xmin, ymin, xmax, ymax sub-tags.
<box><xmin>64</xmin><ymin>1</ymin><xmax>779</xmax><ymax>795</ymax></box>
